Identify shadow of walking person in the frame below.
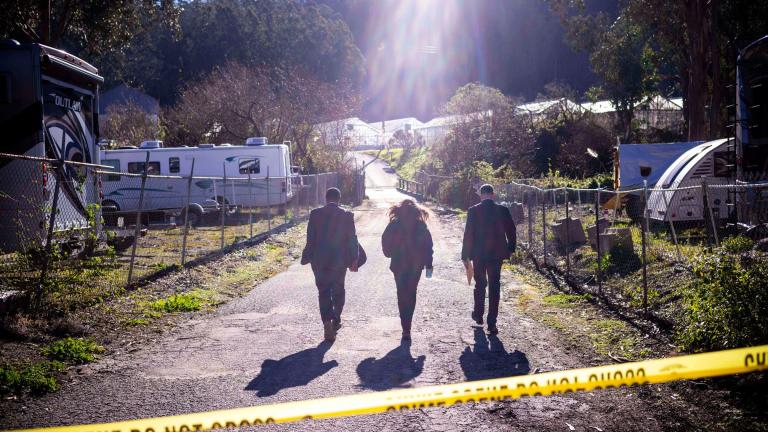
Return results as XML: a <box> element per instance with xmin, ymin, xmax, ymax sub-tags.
<box><xmin>245</xmin><ymin>341</ymin><xmax>337</xmax><ymax>397</ymax></box>
<box><xmin>459</xmin><ymin>328</ymin><xmax>530</xmax><ymax>381</ymax></box>
<box><xmin>356</xmin><ymin>340</ymin><xmax>426</xmax><ymax>390</ymax></box>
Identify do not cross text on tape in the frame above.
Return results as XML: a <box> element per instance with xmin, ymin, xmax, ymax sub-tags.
<box><xmin>6</xmin><ymin>344</ymin><xmax>767</xmax><ymax>432</ymax></box>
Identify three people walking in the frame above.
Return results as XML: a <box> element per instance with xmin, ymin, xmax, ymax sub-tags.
<box><xmin>303</xmin><ymin>184</ymin><xmax>515</xmax><ymax>341</ymax></box>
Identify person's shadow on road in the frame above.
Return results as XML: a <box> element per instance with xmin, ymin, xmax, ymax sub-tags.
<box><xmin>245</xmin><ymin>341</ymin><xmax>337</xmax><ymax>397</ymax></box>
<box><xmin>459</xmin><ymin>328</ymin><xmax>530</xmax><ymax>381</ymax></box>
<box><xmin>356</xmin><ymin>340</ymin><xmax>426</xmax><ymax>390</ymax></box>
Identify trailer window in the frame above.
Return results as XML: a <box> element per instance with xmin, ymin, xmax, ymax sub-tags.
<box><xmin>169</xmin><ymin>157</ymin><xmax>180</xmax><ymax>173</ymax></box>
<box><xmin>239</xmin><ymin>158</ymin><xmax>260</xmax><ymax>174</ymax></box>
<box><xmin>128</xmin><ymin>161</ymin><xmax>160</xmax><ymax>175</ymax></box>
<box><xmin>102</xmin><ymin>159</ymin><xmax>121</xmax><ymax>181</ymax></box>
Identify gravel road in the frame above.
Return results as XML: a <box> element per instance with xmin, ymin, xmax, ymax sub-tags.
<box><xmin>0</xmin><ymin>154</ymin><xmax>723</xmax><ymax>432</ymax></box>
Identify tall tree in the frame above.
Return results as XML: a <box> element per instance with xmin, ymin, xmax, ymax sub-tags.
<box><xmin>102</xmin><ymin>0</ymin><xmax>365</xmax><ymax>105</ymax></box>
<box><xmin>555</xmin><ymin>0</ymin><xmax>768</xmax><ymax>141</ymax></box>
<box><xmin>0</xmin><ymin>0</ymin><xmax>179</xmax><ymax>57</ymax></box>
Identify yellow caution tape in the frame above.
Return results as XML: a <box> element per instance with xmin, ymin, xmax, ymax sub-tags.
<box><xmin>7</xmin><ymin>345</ymin><xmax>767</xmax><ymax>432</ymax></box>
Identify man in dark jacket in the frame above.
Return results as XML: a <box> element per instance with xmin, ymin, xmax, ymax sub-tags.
<box><xmin>461</xmin><ymin>184</ymin><xmax>516</xmax><ymax>334</ymax></box>
<box><xmin>301</xmin><ymin>188</ymin><xmax>359</xmax><ymax>341</ymax></box>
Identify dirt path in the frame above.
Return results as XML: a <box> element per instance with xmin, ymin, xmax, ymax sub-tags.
<box><xmin>0</xmin><ymin>157</ymin><xmax>745</xmax><ymax>431</ymax></box>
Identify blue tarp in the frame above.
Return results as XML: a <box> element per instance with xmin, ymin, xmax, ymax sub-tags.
<box><xmin>618</xmin><ymin>142</ymin><xmax>704</xmax><ymax>190</ymax></box>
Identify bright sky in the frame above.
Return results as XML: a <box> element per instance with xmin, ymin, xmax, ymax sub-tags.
<box><xmin>361</xmin><ymin>0</ymin><xmax>470</xmax><ymax>120</ymax></box>
<box><xmin>348</xmin><ymin>1</ymin><xmax>601</xmax><ymax>121</ymax></box>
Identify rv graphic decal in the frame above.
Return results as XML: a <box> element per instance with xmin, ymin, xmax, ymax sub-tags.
<box><xmin>43</xmin><ymin>84</ymin><xmax>96</xmax><ymax>221</ymax></box>
<box><xmin>105</xmin><ymin>188</ymin><xmax>181</xmax><ymax>197</ymax></box>
<box><xmin>195</xmin><ymin>180</ymin><xmax>214</xmax><ymax>190</ymax></box>
<box><xmin>51</xmin><ymin>93</ymin><xmax>83</xmax><ymax>112</ymax></box>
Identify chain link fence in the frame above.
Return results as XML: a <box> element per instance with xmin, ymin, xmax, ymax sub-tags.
<box><xmin>0</xmin><ymin>152</ymin><xmax>361</xmax><ymax>311</ymax></box>
<box><xmin>398</xmin><ymin>172</ymin><xmax>768</xmax><ymax>320</ymax></box>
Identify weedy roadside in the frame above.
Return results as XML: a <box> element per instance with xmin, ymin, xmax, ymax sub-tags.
<box><xmin>0</xmin><ymin>225</ymin><xmax>306</xmax><ymax>398</ymax></box>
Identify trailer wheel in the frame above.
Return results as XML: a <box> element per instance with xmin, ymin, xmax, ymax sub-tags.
<box><xmin>214</xmin><ymin>196</ymin><xmax>238</xmax><ymax>216</ymax></box>
<box><xmin>181</xmin><ymin>204</ymin><xmax>204</xmax><ymax>227</ymax></box>
<box><xmin>77</xmin><ymin>236</ymin><xmax>97</xmax><ymax>259</ymax></box>
<box><xmin>101</xmin><ymin>200</ymin><xmax>120</xmax><ymax>226</ymax></box>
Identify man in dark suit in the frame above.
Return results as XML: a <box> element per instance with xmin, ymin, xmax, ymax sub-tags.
<box><xmin>301</xmin><ymin>187</ymin><xmax>359</xmax><ymax>341</ymax></box>
<box><xmin>461</xmin><ymin>184</ymin><xmax>516</xmax><ymax>335</ymax></box>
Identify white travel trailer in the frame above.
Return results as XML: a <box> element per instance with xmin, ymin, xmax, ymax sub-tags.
<box><xmin>99</xmin><ymin>138</ymin><xmax>296</xmax><ymax>222</ymax></box>
<box><xmin>647</xmin><ymin>138</ymin><xmax>733</xmax><ymax>223</ymax></box>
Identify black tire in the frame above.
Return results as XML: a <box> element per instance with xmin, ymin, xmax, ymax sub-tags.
<box><xmin>101</xmin><ymin>200</ymin><xmax>119</xmax><ymax>226</ymax></box>
<box><xmin>214</xmin><ymin>196</ymin><xmax>238</xmax><ymax>216</ymax></box>
<box><xmin>181</xmin><ymin>205</ymin><xmax>203</xmax><ymax>227</ymax></box>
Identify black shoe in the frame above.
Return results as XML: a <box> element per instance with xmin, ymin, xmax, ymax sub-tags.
<box><xmin>488</xmin><ymin>325</ymin><xmax>498</xmax><ymax>335</ymax></box>
<box><xmin>471</xmin><ymin>312</ymin><xmax>484</xmax><ymax>325</ymax></box>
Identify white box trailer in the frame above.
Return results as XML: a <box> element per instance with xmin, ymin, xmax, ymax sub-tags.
<box><xmin>647</xmin><ymin>139</ymin><xmax>733</xmax><ymax>223</ymax></box>
<box><xmin>99</xmin><ymin>138</ymin><xmax>296</xmax><ymax>221</ymax></box>
<box><xmin>0</xmin><ymin>41</ymin><xmax>102</xmax><ymax>252</ymax></box>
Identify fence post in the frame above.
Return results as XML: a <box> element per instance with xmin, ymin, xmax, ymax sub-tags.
<box><xmin>248</xmin><ymin>172</ymin><xmax>253</xmax><ymax>239</ymax></box>
<box><xmin>577</xmin><ymin>189</ymin><xmax>582</xmax><ymax>218</ymax></box>
<box><xmin>553</xmin><ymin>187</ymin><xmax>558</xmax><ymax>213</ymax></box>
<box><xmin>128</xmin><ymin>151</ymin><xmax>150</xmax><ymax>284</ymax></box>
<box><xmin>527</xmin><ymin>190</ymin><xmax>533</xmax><ymax>248</ymax></box>
<box><xmin>702</xmin><ymin>179</ymin><xmax>720</xmax><ymax>247</ymax></box>
<box><xmin>564</xmin><ymin>188</ymin><xmax>571</xmax><ymax>279</ymax></box>
<box><xmin>361</xmin><ymin>170</ymin><xmax>366</xmax><ymax>203</ymax></box>
<box><xmin>542</xmin><ymin>190</ymin><xmax>547</xmax><ymax>267</ymax></box>
<box><xmin>266</xmin><ymin>167</ymin><xmax>272</xmax><ymax>234</ymax></box>
<box><xmin>220</xmin><ymin>162</ymin><xmax>226</xmax><ymax>250</ymax></box>
<box><xmin>180</xmin><ymin>158</ymin><xmax>196</xmax><ymax>266</ymax></box>
<box><xmin>595</xmin><ymin>188</ymin><xmax>602</xmax><ymax>295</ymax></box>
<box><xmin>34</xmin><ymin>160</ymin><xmax>63</xmax><ymax>310</ymax></box>
<box><xmin>642</xmin><ymin>180</ymin><xmax>649</xmax><ymax>314</ymax></box>
<box><xmin>284</xmin><ymin>173</ymin><xmax>289</xmax><ymax>226</ymax></box>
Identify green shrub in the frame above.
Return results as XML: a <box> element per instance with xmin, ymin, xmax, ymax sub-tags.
<box><xmin>592</xmin><ymin>252</ymin><xmax>612</xmax><ymax>275</ymax></box>
<box><xmin>150</xmin><ymin>292</ymin><xmax>202</xmax><ymax>313</ymax></box>
<box><xmin>622</xmin><ymin>284</ymin><xmax>660</xmax><ymax>309</ymax></box>
<box><xmin>677</xmin><ymin>246</ymin><xmax>768</xmax><ymax>352</ymax></box>
<box><xmin>720</xmin><ymin>235</ymin><xmax>754</xmax><ymax>254</ymax></box>
<box><xmin>438</xmin><ymin>178</ymin><xmax>473</xmax><ymax>209</ymax></box>
<box><xmin>0</xmin><ymin>361</ymin><xmax>64</xmax><ymax>396</ymax></box>
<box><xmin>43</xmin><ymin>337</ymin><xmax>104</xmax><ymax>364</ymax></box>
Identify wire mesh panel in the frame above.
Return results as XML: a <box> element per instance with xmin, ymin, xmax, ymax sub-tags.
<box><xmin>120</xmin><ymin>175</ymin><xmax>181</xmax><ymax>281</ymax></box>
<box><xmin>0</xmin><ymin>150</ymin><xmax>345</xmax><ymax>310</ymax></box>
<box><xmin>0</xmin><ymin>158</ymin><xmax>51</xmax><ymax>296</ymax></box>
<box><xmin>392</xmin><ymin>171</ymin><xmax>768</xmax><ymax>319</ymax></box>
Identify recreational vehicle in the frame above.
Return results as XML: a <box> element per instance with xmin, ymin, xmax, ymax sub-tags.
<box><xmin>99</xmin><ymin>138</ymin><xmax>296</xmax><ymax>224</ymax></box>
<box><xmin>647</xmin><ymin>139</ymin><xmax>733</xmax><ymax>223</ymax></box>
<box><xmin>0</xmin><ymin>41</ymin><xmax>102</xmax><ymax>252</ymax></box>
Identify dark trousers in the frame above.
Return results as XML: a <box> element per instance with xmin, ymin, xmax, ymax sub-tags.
<box><xmin>312</xmin><ymin>265</ymin><xmax>346</xmax><ymax>323</ymax></box>
<box><xmin>393</xmin><ymin>269</ymin><xmax>422</xmax><ymax>331</ymax></box>
<box><xmin>473</xmin><ymin>259</ymin><xmax>502</xmax><ymax>326</ymax></box>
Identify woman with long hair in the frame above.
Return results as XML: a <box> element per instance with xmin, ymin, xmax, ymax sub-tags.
<box><xmin>381</xmin><ymin>199</ymin><xmax>434</xmax><ymax>340</ymax></box>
